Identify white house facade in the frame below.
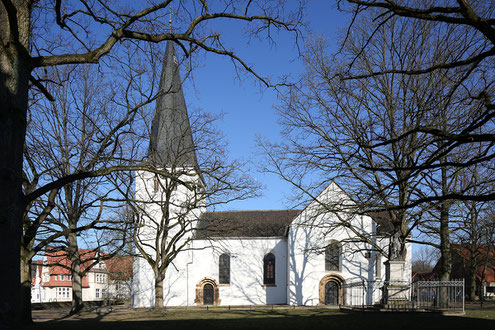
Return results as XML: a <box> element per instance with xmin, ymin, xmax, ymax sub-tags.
<box><xmin>130</xmin><ymin>40</ymin><xmax>412</xmax><ymax>308</ymax></box>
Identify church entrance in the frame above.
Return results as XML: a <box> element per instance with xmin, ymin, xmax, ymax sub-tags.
<box><xmin>203</xmin><ymin>284</ymin><xmax>214</xmax><ymax>305</ymax></box>
<box><xmin>195</xmin><ymin>278</ymin><xmax>220</xmax><ymax>306</ymax></box>
<box><xmin>324</xmin><ymin>281</ymin><xmax>339</xmax><ymax>305</ymax></box>
<box><xmin>319</xmin><ymin>274</ymin><xmax>344</xmax><ymax>305</ymax></box>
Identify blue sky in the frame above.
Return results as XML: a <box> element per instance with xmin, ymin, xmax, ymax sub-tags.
<box><xmin>181</xmin><ymin>2</ymin><xmax>351</xmax><ymax>211</ymax></box>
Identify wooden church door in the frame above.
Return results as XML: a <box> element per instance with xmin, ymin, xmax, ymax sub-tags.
<box><xmin>325</xmin><ymin>281</ymin><xmax>339</xmax><ymax>305</ymax></box>
<box><xmin>203</xmin><ymin>284</ymin><xmax>214</xmax><ymax>305</ymax></box>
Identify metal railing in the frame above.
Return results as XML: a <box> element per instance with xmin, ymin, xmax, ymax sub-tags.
<box><xmin>412</xmin><ymin>280</ymin><xmax>464</xmax><ymax>311</ymax></box>
<box><xmin>341</xmin><ymin>279</ymin><xmax>464</xmax><ymax>312</ymax></box>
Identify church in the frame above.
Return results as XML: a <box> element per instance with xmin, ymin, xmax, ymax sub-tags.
<box><xmin>131</xmin><ymin>41</ymin><xmax>412</xmax><ymax>308</ymax></box>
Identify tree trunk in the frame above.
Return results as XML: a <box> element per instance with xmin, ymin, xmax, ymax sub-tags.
<box><xmin>20</xmin><ymin>246</ymin><xmax>34</xmax><ymax>323</ymax></box>
<box><xmin>0</xmin><ymin>1</ymin><xmax>32</xmax><ymax>327</ymax></box>
<box><xmin>468</xmin><ymin>255</ymin><xmax>477</xmax><ymax>301</ymax></box>
<box><xmin>154</xmin><ymin>276</ymin><xmax>164</xmax><ymax>308</ymax></box>
<box><xmin>68</xmin><ymin>233</ymin><xmax>84</xmax><ymax>314</ymax></box>
<box><xmin>438</xmin><ymin>165</ymin><xmax>451</xmax><ymax>307</ymax></box>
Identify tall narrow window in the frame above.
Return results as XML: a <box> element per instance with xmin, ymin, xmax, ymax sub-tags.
<box><xmin>219</xmin><ymin>253</ymin><xmax>230</xmax><ymax>284</ymax></box>
<box><xmin>325</xmin><ymin>242</ymin><xmax>341</xmax><ymax>271</ymax></box>
<box><xmin>263</xmin><ymin>253</ymin><xmax>276</xmax><ymax>285</ymax></box>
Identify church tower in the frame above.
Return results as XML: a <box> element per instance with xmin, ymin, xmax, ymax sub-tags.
<box><xmin>147</xmin><ymin>40</ymin><xmax>198</xmax><ymax>169</ymax></box>
<box><xmin>132</xmin><ymin>40</ymin><xmax>204</xmax><ymax>308</ymax></box>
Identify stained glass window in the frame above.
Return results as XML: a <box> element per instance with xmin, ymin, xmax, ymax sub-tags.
<box><xmin>263</xmin><ymin>253</ymin><xmax>275</xmax><ymax>285</ymax></box>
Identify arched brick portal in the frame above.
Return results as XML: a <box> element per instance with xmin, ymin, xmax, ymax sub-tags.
<box><xmin>194</xmin><ymin>278</ymin><xmax>221</xmax><ymax>306</ymax></box>
<box><xmin>319</xmin><ymin>274</ymin><xmax>345</xmax><ymax>305</ymax></box>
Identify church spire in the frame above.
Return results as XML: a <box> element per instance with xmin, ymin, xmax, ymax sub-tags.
<box><xmin>148</xmin><ymin>40</ymin><xmax>198</xmax><ymax>168</ymax></box>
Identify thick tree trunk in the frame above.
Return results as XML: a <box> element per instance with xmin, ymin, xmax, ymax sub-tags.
<box><xmin>468</xmin><ymin>257</ymin><xmax>477</xmax><ymax>301</ymax></box>
<box><xmin>438</xmin><ymin>203</ymin><xmax>451</xmax><ymax>282</ymax></box>
<box><xmin>154</xmin><ymin>276</ymin><xmax>164</xmax><ymax>308</ymax></box>
<box><xmin>68</xmin><ymin>233</ymin><xmax>84</xmax><ymax>314</ymax></box>
<box><xmin>0</xmin><ymin>1</ymin><xmax>32</xmax><ymax>327</ymax></box>
<box><xmin>20</xmin><ymin>247</ymin><xmax>34</xmax><ymax>323</ymax></box>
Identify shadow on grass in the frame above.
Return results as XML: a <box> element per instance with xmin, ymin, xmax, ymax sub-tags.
<box><xmin>24</xmin><ymin>309</ymin><xmax>495</xmax><ymax>330</ymax></box>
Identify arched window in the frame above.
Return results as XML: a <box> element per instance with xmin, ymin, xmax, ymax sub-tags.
<box><xmin>219</xmin><ymin>253</ymin><xmax>230</xmax><ymax>284</ymax></box>
<box><xmin>325</xmin><ymin>242</ymin><xmax>341</xmax><ymax>271</ymax></box>
<box><xmin>263</xmin><ymin>253</ymin><xmax>276</xmax><ymax>285</ymax></box>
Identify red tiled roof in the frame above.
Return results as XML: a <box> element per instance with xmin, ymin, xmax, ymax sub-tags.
<box><xmin>435</xmin><ymin>244</ymin><xmax>495</xmax><ymax>283</ymax></box>
<box><xmin>103</xmin><ymin>255</ymin><xmax>133</xmax><ymax>281</ymax></box>
<box><xmin>46</xmin><ymin>248</ymin><xmax>98</xmax><ymax>274</ymax></box>
<box><xmin>36</xmin><ymin>248</ymin><xmax>99</xmax><ymax>288</ymax></box>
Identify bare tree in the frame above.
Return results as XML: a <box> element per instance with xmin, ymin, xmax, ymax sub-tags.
<box><xmin>122</xmin><ymin>118</ymin><xmax>259</xmax><ymax>307</ymax></box>
<box><xmin>412</xmin><ymin>245</ymin><xmax>439</xmax><ymax>273</ymax></box>
<box><xmin>260</xmin><ymin>11</ymin><xmax>481</xmax><ymax>287</ymax></box>
<box><xmin>450</xmin><ymin>166</ymin><xmax>495</xmax><ymax>299</ymax></box>
<box><xmin>22</xmin><ymin>60</ymin><xmax>149</xmax><ymax>317</ymax></box>
<box><xmin>338</xmin><ymin>0</ymin><xmax>495</xmax><ymax>198</ymax></box>
<box><xmin>0</xmin><ymin>1</ymin><xmax>302</xmax><ymax>326</ymax></box>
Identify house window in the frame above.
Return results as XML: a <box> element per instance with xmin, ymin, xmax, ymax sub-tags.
<box><xmin>263</xmin><ymin>253</ymin><xmax>275</xmax><ymax>285</ymax></box>
<box><xmin>325</xmin><ymin>242</ymin><xmax>341</xmax><ymax>271</ymax></box>
<box><xmin>57</xmin><ymin>287</ymin><xmax>69</xmax><ymax>298</ymax></box>
<box><xmin>61</xmin><ymin>275</ymin><xmax>65</xmax><ymax>280</ymax></box>
<box><xmin>96</xmin><ymin>288</ymin><xmax>100</xmax><ymax>298</ymax></box>
<box><xmin>102</xmin><ymin>289</ymin><xmax>106</xmax><ymax>298</ymax></box>
<box><xmin>219</xmin><ymin>253</ymin><xmax>230</xmax><ymax>284</ymax></box>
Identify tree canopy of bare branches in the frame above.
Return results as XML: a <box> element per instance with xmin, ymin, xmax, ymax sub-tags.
<box><xmin>0</xmin><ymin>1</ymin><xmax>302</xmax><ymax>326</ymax></box>
<box><xmin>338</xmin><ymin>0</ymin><xmax>495</xmax><ymax>192</ymax></box>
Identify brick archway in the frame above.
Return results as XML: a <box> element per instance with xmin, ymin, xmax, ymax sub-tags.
<box><xmin>194</xmin><ymin>278</ymin><xmax>221</xmax><ymax>306</ymax></box>
<box><xmin>319</xmin><ymin>274</ymin><xmax>345</xmax><ymax>305</ymax></box>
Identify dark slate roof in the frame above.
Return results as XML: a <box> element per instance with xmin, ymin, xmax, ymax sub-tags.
<box><xmin>197</xmin><ymin>210</ymin><xmax>301</xmax><ymax>238</ymax></box>
<box><xmin>147</xmin><ymin>40</ymin><xmax>198</xmax><ymax>167</ymax></box>
<box><xmin>368</xmin><ymin>211</ymin><xmax>395</xmax><ymax>235</ymax></box>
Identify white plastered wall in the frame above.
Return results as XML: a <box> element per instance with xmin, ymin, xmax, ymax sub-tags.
<box><xmin>287</xmin><ymin>182</ymin><xmax>376</xmax><ymax>306</ymax></box>
<box><xmin>132</xmin><ymin>169</ymin><xmax>204</xmax><ymax>307</ymax></box>
<box><xmin>133</xmin><ymin>237</ymin><xmax>288</xmax><ymax>307</ymax></box>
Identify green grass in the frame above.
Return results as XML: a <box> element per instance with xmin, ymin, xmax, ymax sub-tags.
<box><xmin>23</xmin><ymin>305</ymin><xmax>495</xmax><ymax>330</ymax></box>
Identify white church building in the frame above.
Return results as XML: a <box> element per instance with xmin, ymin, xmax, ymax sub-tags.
<box><xmin>131</xmin><ymin>41</ymin><xmax>411</xmax><ymax>308</ymax></box>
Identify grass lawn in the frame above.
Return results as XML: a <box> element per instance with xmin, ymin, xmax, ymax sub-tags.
<box><xmin>23</xmin><ymin>304</ymin><xmax>495</xmax><ymax>330</ymax></box>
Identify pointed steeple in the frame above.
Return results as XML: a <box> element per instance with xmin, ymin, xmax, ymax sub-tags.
<box><xmin>148</xmin><ymin>40</ymin><xmax>198</xmax><ymax>168</ymax></box>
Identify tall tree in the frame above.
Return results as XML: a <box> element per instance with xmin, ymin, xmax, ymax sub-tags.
<box><xmin>260</xmin><ymin>11</ymin><xmax>480</xmax><ymax>284</ymax></box>
<box><xmin>128</xmin><ymin>109</ymin><xmax>260</xmax><ymax>308</ymax></box>
<box><xmin>1</xmin><ymin>1</ymin><xmax>301</xmax><ymax>326</ymax></box>
<box><xmin>22</xmin><ymin>53</ymin><xmax>152</xmax><ymax>318</ymax></box>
